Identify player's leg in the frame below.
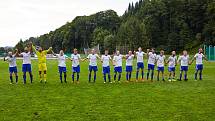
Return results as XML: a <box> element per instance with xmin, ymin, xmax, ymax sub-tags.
<box><xmin>146</xmin><ymin>65</ymin><xmax>150</xmax><ymax>80</ymax></box>
<box><xmin>136</xmin><ymin>68</ymin><xmax>139</xmax><ymax>81</ymax></box>
<box><xmin>22</xmin><ymin>64</ymin><xmax>27</xmax><ymax>84</ymax></box>
<box><xmin>44</xmin><ymin>71</ymin><xmax>47</xmax><ymax>83</ymax></box>
<box><xmin>93</xmin><ymin>71</ymin><xmax>97</xmax><ymax>83</ymax></box>
<box><xmin>28</xmin><ymin>64</ymin><xmax>33</xmax><ymax>83</ymax></box>
<box><xmin>195</xmin><ymin>70</ymin><xmax>198</xmax><ymax>80</ymax></box>
<box><xmin>107</xmin><ymin>66</ymin><xmax>111</xmax><ymax>83</ymax></box>
<box><xmin>64</xmin><ymin>72</ymin><xmax>67</xmax><ymax>83</ymax></box>
<box><xmin>88</xmin><ymin>66</ymin><xmax>92</xmax><ymax>82</ymax></box>
<box><xmin>59</xmin><ymin>67</ymin><xmax>63</xmax><ymax>83</ymax></box>
<box><xmin>114</xmin><ymin>67</ymin><xmax>117</xmax><ymax>82</ymax></box>
<box><xmin>9</xmin><ymin>72</ymin><xmax>13</xmax><ymax>84</ymax></box>
<box><xmin>39</xmin><ymin>71</ymin><xmax>42</xmax><ymax>83</ymax></box>
<box><xmin>161</xmin><ymin>70</ymin><xmax>165</xmax><ymax>81</ymax></box>
<box><xmin>151</xmin><ymin>65</ymin><xmax>154</xmax><ymax>81</ymax></box>
<box><xmin>118</xmin><ymin>72</ymin><xmax>121</xmax><ymax>82</ymax></box>
<box><xmin>14</xmin><ymin>67</ymin><xmax>18</xmax><ymax>84</ymax></box>
<box><xmin>184</xmin><ymin>71</ymin><xmax>188</xmax><ymax>81</ymax></box>
<box><xmin>15</xmin><ymin>72</ymin><xmax>18</xmax><ymax>84</ymax></box>
<box><xmin>141</xmin><ymin>68</ymin><xmax>144</xmax><ymax>80</ymax></box>
<box><xmin>157</xmin><ymin>70</ymin><xmax>160</xmax><ymax>81</ymax></box>
<box><xmin>199</xmin><ymin>65</ymin><xmax>203</xmax><ymax>80</ymax></box>
<box><xmin>179</xmin><ymin>70</ymin><xmax>183</xmax><ymax>81</ymax></box>
<box><xmin>129</xmin><ymin>72</ymin><xmax>132</xmax><ymax>81</ymax></box>
<box><xmin>103</xmin><ymin>67</ymin><xmax>107</xmax><ymax>83</ymax></box>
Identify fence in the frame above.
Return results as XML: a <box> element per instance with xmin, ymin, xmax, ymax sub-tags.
<box><xmin>204</xmin><ymin>45</ymin><xmax>215</xmax><ymax>61</ymax></box>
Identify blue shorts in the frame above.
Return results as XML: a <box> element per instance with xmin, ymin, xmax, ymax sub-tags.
<box><xmin>196</xmin><ymin>64</ymin><xmax>203</xmax><ymax>71</ymax></box>
<box><xmin>137</xmin><ymin>62</ymin><xmax>144</xmax><ymax>70</ymax></box>
<box><xmin>148</xmin><ymin>64</ymin><xmax>155</xmax><ymax>70</ymax></box>
<box><xmin>22</xmin><ymin>64</ymin><xmax>32</xmax><ymax>72</ymax></box>
<box><xmin>72</xmin><ymin>65</ymin><xmax>80</xmax><ymax>73</ymax></box>
<box><xmin>181</xmin><ymin>66</ymin><xmax>188</xmax><ymax>71</ymax></box>
<box><xmin>168</xmin><ymin>67</ymin><xmax>175</xmax><ymax>72</ymax></box>
<box><xmin>9</xmin><ymin>67</ymin><xmax>17</xmax><ymax>73</ymax></box>
<box><xmin>157</xmin><ymin>67</ymin><xmax>164</xmax><ymax>72</ymax></box>
<box><xmin>89</xmin><ymin>66</ymin><xmax>98</xmax><ymax>72</ymax></box>
<box><xmin>58</xmin><ymin>66</ymin><xmax>67</xmax><ymax>73</ymax></box>
<box><xmin>103</xmin><ymin>66</ymin><xmax>110</xmax><ymax>74</ymax></box>
<box><xmin>114</xmin><ymin>66</ymin><xmax>122</xmax><ymax>73</ymax></box>
<box><xmin>126</xmin><ymin>66</ymin><xmax>133</xmax><ymax>72</ymax></box>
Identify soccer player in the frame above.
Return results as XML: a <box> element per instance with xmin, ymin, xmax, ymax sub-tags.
<box><xmin>125</xmin><ymin>51</ymin><xmax>134</xmax><ymax>82</ymax></box>
<box><xmin>190</xmin><ymin>48</ymin><xmax>207</xmax><ymax>81</ymax></box>
<box><xmin>167</xmin><ymin>51</ymin><xmax>177</xmax><ymax>81</ymax></box>
<box><xmin>177</xmin><ymin>50</ymin><xmax>190</xmax><ymax>81</ymax></box>
<box><xmin>83</xmin><ymin>49</ymin><xmax>100</xmax><ymax>83</ymax></box>
<box><xmin>71</xmin><ymin>49</ymin><xmax>81</xmax><ymax>83</ymax></box>
<box><xmin>54</xmin><ymin>50</ymin><xmax>67</xmax><ymax>83</ymax></box>
<box><xmin>4</xmin><ymin>50</ymin><xmax>18</xmax><ymax>84</ymax></box>
<box><xmin>113</xmin><ymin>51</ymin><xmax>124</xmax><ymax>83</ymax></box>
<box><xmin>18</xmin><ymin>46</ymin><xmax>33</xmax><ymax>84</ymax></box>
<box><xmin>146</xmin><ymin>48</ymin><xmax>156</xmax><ymax>81</ymax></box>
<box><xmin>156</xmin><ymin>50</ymin><xmax>166</xmax><ymax>81</ymax></box>
<box><xmin>135</xmin><ymin>47</ymin><xmax>145</xmax><ymax>82</ymax></box>
<box><xmin>101</xmin><ymin>50</ymin><xmax>112</xmax><ymax>83</ymax></box>
<box><xmin>31</xmin><ymin>42</ymin><xmax>52</xmax><ymax>83</ymax></box>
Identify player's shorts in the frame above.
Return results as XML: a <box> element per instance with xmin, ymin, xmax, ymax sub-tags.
<box><xmin>72</xmin><ymin>65</ymin><xmax>80</xmax><ymax>73</ymax></box>
<box><xmin>9</xmin><ymin>66</ymin><xmax>17</xmax><ymax>73</ymax></box>
<box><xmin>137</xmin><ymin>62</ymin><xmax>144</xmax><ymax>70</ymax></box>
<box><xmin>157</xmin><ymin>66</ymin><xmax>164</xmax><ymax>72</ymax></box>
<box><xmin>38</xmin><ymin>63</ymin><xmax>47</xmax><ymax>71</ymax></box>
<box><xmin>180</xmin><ymin>66</ymin><xmax>188</xmax><ymax>71</ymax></box>
<box><xmin>89</xmin><ymin>66</ymin><xmax>98</xmax><ymax>72</ymax></box>
<box><xmin>114</xmin><ymin>66</ymin><xmax>122</xmax><ymax>73</ymax></box>
<box><xmin>58</xmin><ymin>66</ymin><xmax>67</xmax><ymax>73</ymax></box>
<box><xmin>148</xmin><ymin>64</ymin><xmax>155</xmax><ymax>70</ymax></box>
<box><xmin>168</xmin><ymin>67</ymin><xmax>175</xmax><ymax>72</ymax></box>
<box><xmin>103</xmin><ymin>66</ymin><xmax>110</xmax><ymax>74</ymax></box>
<box><xmin>126</xmin><ymin>66</ymin><xmax>133</xmax><ymax>72</ymax></box>
<box><xmin>22</xmin><ymin>64</ymin><xmax>32</xmax><ymax>72</ymax></box>
<box><xmin>196</xmin><ymin>64</ymin><xmax>203</xmax><ymax>71</ymax></box>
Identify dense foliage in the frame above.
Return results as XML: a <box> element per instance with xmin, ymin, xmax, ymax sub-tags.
<box><xmin>16</xmin><ymin>0</ymin><xmax>215</xmax><ymax>53</ymax></box>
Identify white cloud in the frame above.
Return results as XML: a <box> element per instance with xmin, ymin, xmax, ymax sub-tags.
<box><xmin>0</xmin><ymin>0</ymin><xmax>138</xmax><ymax>47</ymax></box>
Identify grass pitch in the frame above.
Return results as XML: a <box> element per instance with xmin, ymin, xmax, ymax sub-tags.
<box><xmin>0</xmin><ymin>59</ymin><xmax>215</xmax><ymax>121</ymax></box>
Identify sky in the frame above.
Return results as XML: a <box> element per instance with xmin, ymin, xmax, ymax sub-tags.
<box><xmin>0</xmin><ymin>0</ymin><xmax>139</xmax><ymax>47</ymax></box>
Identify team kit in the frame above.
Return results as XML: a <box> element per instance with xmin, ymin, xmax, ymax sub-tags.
<box><xmin>4</xmin><ymin>42</ymin><xmax>207</xmax><ymax>84</ymax></box>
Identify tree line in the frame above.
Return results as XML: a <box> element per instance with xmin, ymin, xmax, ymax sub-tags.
<box><xmin>15</xmin><ymin>0</ymin><xmax>215</xmax><ymax>54</ymax></box>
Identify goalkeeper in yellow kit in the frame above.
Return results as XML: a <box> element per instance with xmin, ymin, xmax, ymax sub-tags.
<box><xmin>30</xmin><ymin>42</ymin><xmax>52</xmax><ymax>83</ymax></box>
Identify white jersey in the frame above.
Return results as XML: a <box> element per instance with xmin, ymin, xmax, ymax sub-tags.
<box><xmin>87</xmin><ymin>54</ymin><xmax>99</xmax><ymax>66</ymax></box>
<box><xmin>113</xmin><ymin>55</ymin><xmax>123</xmax><ymax>67</ymax></box>
<box><xmin>178</xmin><ymin>55</ymin><xmax>189</xmax><ymax>66</ymax></box>
<box><xmin>194</xmin><ymin>53</ymin><xmax>205</xmax><ymax>65</ymax></box>
<box><xmin>148</xmin><ymin>52</ymin><xmax>156</xmax><ymax>65</ymax></box>
<box><xmin>20</xmin><ymin>52</ymin><xmax>31</xmax><ymax>64</ymax></box>
<box><xmin>101</xmin><ymin>55</ymin><xmax>111</xmax><ymax>67</ymax></box>
<box><xmin>136</xmin><ymin>51</ymin><xmax>145</xmax><ymax>63</ymax></box>
<box><xmin>168</xmin><ymin>56</ymin><xmax>177</xmax><ymax>67</ymax></box>
<box><xmin>5</xmin><ymin>55</ymin><xmax>17</xmax><ymax>67</ymax></box>
<box><xmin>156</xmin><ymin>55</ymin><xmax>165</xmax><ymax>67</ymax></box>
<box><xmin>57</xmin><ymin>55</ymin><xmax>67</xmax><ymax>67</ymax></box>
<box><xmin>71</xmin><ymin>54</ymin><xmax>81</xmax><ymax>67</ymax></box>
<box><xmin>126</xmin><ymin>54</ymin><xmax>134</xmax><ymax>66</ymax></box>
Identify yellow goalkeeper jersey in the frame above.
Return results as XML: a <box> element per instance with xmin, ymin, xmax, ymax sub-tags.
<box><xmin>32</xmin><ymin>46</ymin><xmax>51</xmax><ymax>64</ymax></box>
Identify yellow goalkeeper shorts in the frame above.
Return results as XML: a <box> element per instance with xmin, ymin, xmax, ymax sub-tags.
<box><xmin>38</xmin><ymin>63</ymin><xmax>47</xmax><ymax>71</ymax></box>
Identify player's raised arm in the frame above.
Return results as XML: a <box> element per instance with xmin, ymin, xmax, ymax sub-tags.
<box><xmin>46</xmin><ymin>47</ymin><xmax>53</xmax><ymax>53</ymax></box>
<box><xmin>31</xmin><ymin>43</ymin><xmax>38</xmax><ymax>53</ymax></box>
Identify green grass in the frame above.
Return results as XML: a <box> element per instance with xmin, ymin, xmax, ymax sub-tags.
<box><xmin>0</xmin><ymin>59</ymin><xmax>215</xmax><ymax>121</ymax></box>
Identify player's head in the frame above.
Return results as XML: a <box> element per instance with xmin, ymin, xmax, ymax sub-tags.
<box><xmin>105</xmin><ymin>50</ymin><xmax>109</xmax><ymax>55</ymax></box>
<box><xmin>8</xmin><ymin>51</ymin><xmax>12</xmax><ymax>57</ymax></box>
<box><xmin>199</xmin><ymin>48</ymin><xmax>203</xmax><ymax>53</ymax></box>
<box><xmin>24</xmin><ymin>47</ymin><xmax>28</xmax><ymax>52</ymax></box>
<box><xmin>91</xmin><ymin>49</ymin><xmax>95</xmax><ymax>54</ymax></box>
<box><xmin>59</xmin><ymin>50</ymin><xmax>64</xmax><ymax>56</ymax></box>
<box><xmin>128</xmin><ymin>51</ymin><xmax>132</xmax><ymax>55</ymax></box>
<box><xmin>38</xmin><ymin>47</ymin><xmax>43</xmax><ymax>52</ymax></box>
<box><xmin>172</xmin><ymin>51</ymin><xmax>176</xmax><ymax>56</ymax></box>
<box><xmin>138</xmin><ymin>47</ymin><xmax>142</xmax><ymax>52</ymax></box>
<box><xmin>116</xmin><ymin>50</ymin><xmax>120</xmax><ymax>55</ymax></box>
<box><xmin>160</xmin><ymin>50</ymin><xmax>164</xmax><ymax>55</ymax></box>
<box><xmin>151</xmin><ymin>48</ymin><xmax>155</xmax><ymax>53</ymax></box>
<box><xmin>73</xmin><ymin>48</ymin><xmax>78</xmax><ymax>54</ymax></box>
<box><xmin>183</xmin><ymin>50</ymin><xmax>187</xmax><ymax>56</ymax></box>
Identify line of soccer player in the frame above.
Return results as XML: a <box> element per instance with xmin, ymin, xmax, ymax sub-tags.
<box><xmin>3</xmin><ymin>42</ymin><xmax>207</xmax><ymax>84</ymax></box>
